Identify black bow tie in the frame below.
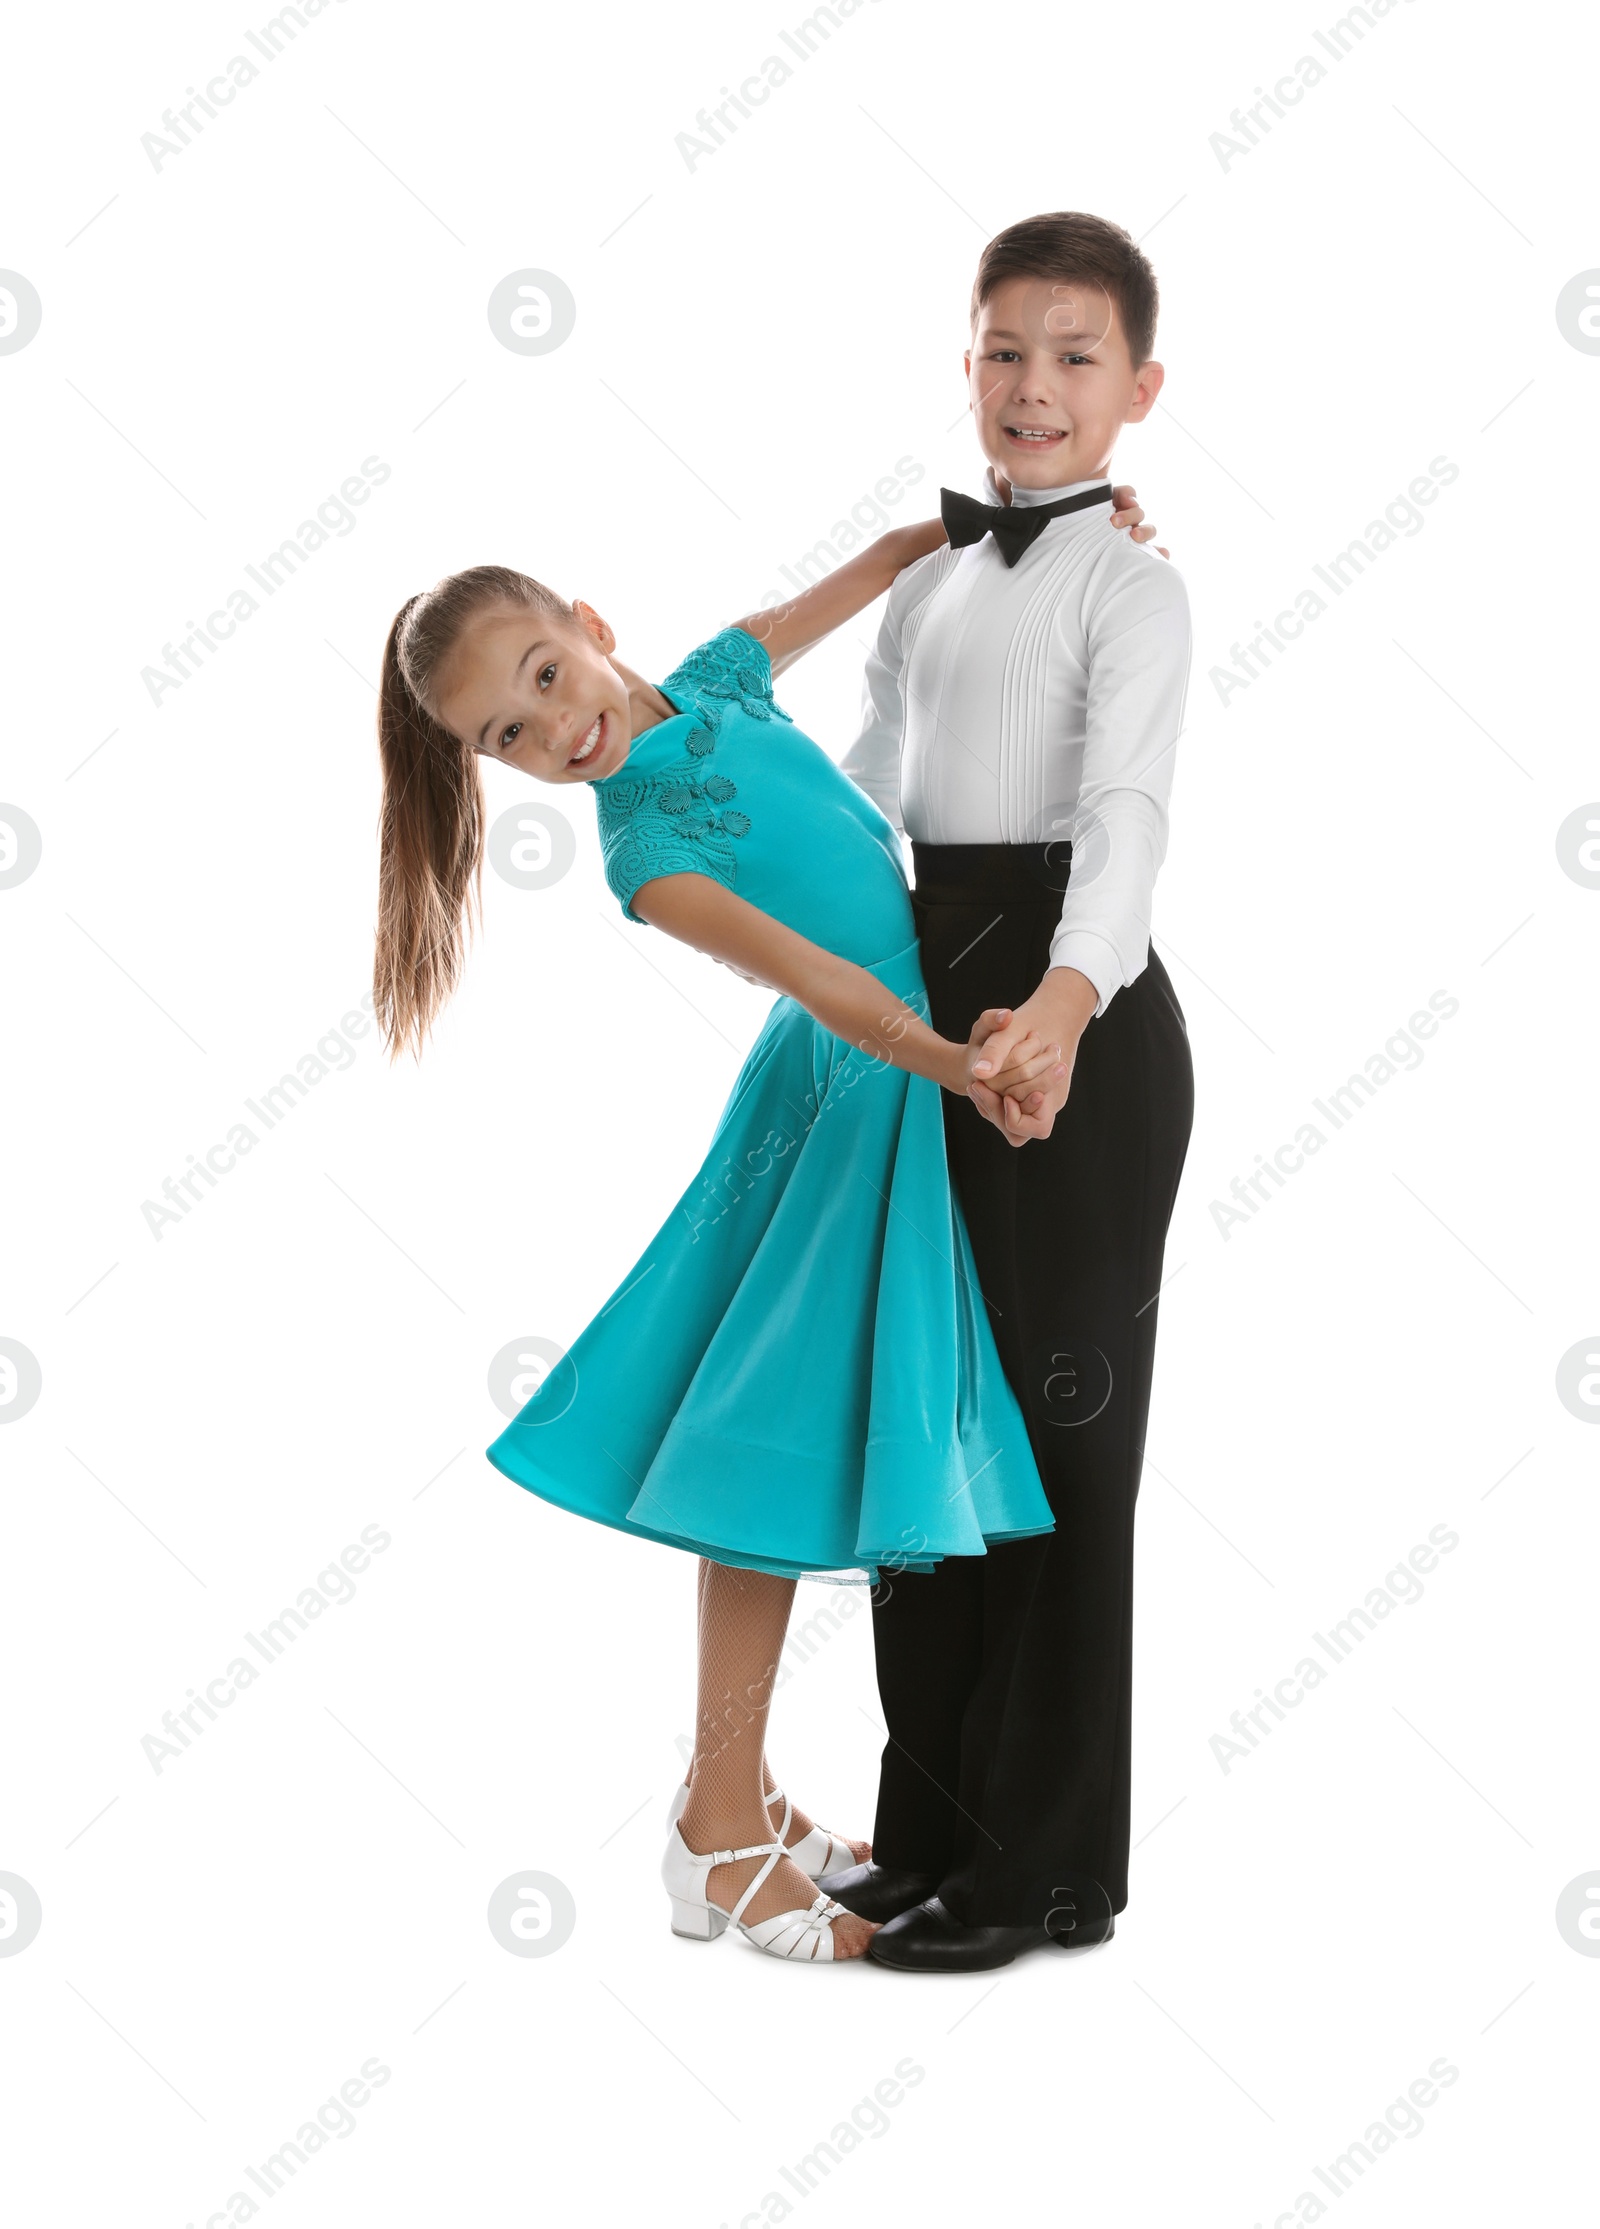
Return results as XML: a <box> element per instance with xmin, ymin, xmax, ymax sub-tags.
<box><xmin>940</xmin><ymin>482</ymin><xmax>1113</xmax><ymax>566</ymax></box>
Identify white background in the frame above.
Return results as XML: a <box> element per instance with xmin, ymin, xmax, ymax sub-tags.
<box><xmin>3</xmin><ymin>0</ymin><xmax>1597</xmax><ymax>2222</ymax></box>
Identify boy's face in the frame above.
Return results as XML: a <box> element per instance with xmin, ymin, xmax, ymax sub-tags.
<box><xmin>965</xmin><ymin>275</ymin><xmax>1163</xmax><ymax>494</ymax></box>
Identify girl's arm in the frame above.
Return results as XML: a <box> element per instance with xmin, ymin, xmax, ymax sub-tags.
<box><xmin>732</xmin><ymin>520</ymin><xmax>947</xmax><ymax>678</ymax></box>
<box><xmin>631</xmin><ymin>871</ymin><xmax>1063</xmax><ymax>1100</ymax></box>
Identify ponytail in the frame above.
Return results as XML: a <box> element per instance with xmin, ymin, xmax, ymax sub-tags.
<box><xmin>372</xmin><ymin>566</ymin><xmax>571</xmax><ymax>1062</ymax></box>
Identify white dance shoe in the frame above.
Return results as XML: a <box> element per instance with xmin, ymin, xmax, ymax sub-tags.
<box><xmin>661</xmin><ymin>1820</ymin><xmax>853</xmax><ymax>1961</ymax></box>
<box><xmin>665</xmin><ymin>1780</ymin><xmax>859</xmax><ymax>1881</ymax></box>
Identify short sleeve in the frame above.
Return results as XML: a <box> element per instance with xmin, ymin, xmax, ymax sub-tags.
<box><xmin>659</xmin><ymin>626</ymin><xmax>787</xmax><ymax>725</ymax></box>
<box><xmin>593</xmin><ymin>626</ymin><xmax>773</xmax><ymax>923</ymax></box>
<box><xmin>595</xmin><ymin>775</ymin><xmax>741</xmax><ymax>924</ymax></box>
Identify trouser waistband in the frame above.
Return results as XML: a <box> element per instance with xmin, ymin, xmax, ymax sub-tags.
<box><xmin>910</xmin><ymin>841</ymin><xmax>1072</xmax><ymax>907</ymax></box>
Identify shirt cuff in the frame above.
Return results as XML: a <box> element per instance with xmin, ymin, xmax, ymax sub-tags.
<box><xmin>1046</xmin><ymin>929</ymin><xmax>1125</xmax><ymax>1019</ymax></box>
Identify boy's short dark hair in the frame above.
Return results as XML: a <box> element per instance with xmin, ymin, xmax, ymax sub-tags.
<box><xmin>972</xmin><ymin>212</ymin><xmax>1159</xmax><ymax>367</ymax></box>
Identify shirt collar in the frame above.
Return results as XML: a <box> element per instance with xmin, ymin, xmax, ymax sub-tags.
<box><xmin>982</xmin><ymin>466</ymin><xmax>1113</xmax><ymax>512</ymax></box>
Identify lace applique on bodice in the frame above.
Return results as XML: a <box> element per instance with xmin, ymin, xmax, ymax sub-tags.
<box><xmin>595</xmin><ymin>628</ymin><xmax>790</xmax><ymax>919</ymax></box>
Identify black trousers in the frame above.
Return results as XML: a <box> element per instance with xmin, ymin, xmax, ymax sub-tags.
<box><xmin>869</xmin><ymin>843</ymin><xmax>1194</xmax><ymax>1925</ymax></box>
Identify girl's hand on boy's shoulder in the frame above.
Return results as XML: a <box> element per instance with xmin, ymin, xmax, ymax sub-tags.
<box><xmin>1110</xmin><ymin>485</ymin><xmax>1170</xmax><ymax>559</ymax></box>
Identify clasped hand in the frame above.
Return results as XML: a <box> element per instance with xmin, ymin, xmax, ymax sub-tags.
<box><xmin>961</xmin><ymin>970</ymin><xmax>1099</xmax><ymax>1147</ymax></box>
<box><xmin>961</xmin><ymin>1011</ymin><xmax>1062</xmax><ymax>1146</ymax></box>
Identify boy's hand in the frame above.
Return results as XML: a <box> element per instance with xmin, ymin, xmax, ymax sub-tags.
<box><xmin>966</xmin><ymin>1008</ymin><xmax>1050</xmax><ymax>1093</ymax></box>
<box><xmin>972</xmin><ymin>1036</ymin><xmax>1066</xmax><ymax>1101</ymax></box>
<box><xmin>966</xmin><ymin>971</ymin><xmax>1098</xmax><ymax>1146</ymax></box>
<box><xmin>1109</xmin><ymin>484</ymin><xmax>1169</xmax><ymax>560</ymax></box>
<box><xmin>957</xmin><ymin>1006</ymin><xmax>1057</xmax><ymax>1143</ymax></box>
<box><xmin>970</xmin><ymin>1077</ymin><xmax>1056</xmax><ymax>1144</ymax></box>
<box><xmin>961</xmin><ymin>1008</ymin><xmax>1052</xmax><ymax>1145</ymax></box>
<box><xmin>966</xmin><ymin>1011</ymin><xmax>1063</xmax><ymax>1101</ymax></box>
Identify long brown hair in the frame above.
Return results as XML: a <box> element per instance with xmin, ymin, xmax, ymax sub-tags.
<box><xmin>374</xmin><ymin>566</ymin><xmax>572</xmax><ymax>1061</ymax></box>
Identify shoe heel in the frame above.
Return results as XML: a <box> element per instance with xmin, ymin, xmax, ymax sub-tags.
<box><xmin>669</xmin><ymin>1897</ymin><xmax>728</xmax><ymax>1942</ymax></box>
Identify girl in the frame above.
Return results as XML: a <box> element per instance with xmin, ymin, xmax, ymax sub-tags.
<box><xmin>372</xmin><ymin>498</ymin><xmax>1155</xmax><ymax>1963</ymax></box>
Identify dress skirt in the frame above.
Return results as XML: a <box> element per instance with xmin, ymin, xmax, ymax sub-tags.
<box><xmin>486</xmin><ymin>940</ymin><xmax>1053</xmax><ymax>1582</ymax></box>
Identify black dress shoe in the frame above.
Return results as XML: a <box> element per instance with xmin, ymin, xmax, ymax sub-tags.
<box><xmin>867</xmin><ymin>1896</ymin><xmax>1116</xmax><ymax>1973</ymax></box>
<box><xmin>813</xmin><ymin>1860</ymin><xmax>943</xmax><ymax>1925</ymax></box>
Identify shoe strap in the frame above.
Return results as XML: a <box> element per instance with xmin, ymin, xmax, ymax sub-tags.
<box><xmin>727</xmin><ymin>1835</ymin><xmax>787</xmax><ymax>1927</ymax></box>
<box><xmin>705</xmin><ymin>1839</ymin><xmax>779</xmax><ymax>1867</ymax></box>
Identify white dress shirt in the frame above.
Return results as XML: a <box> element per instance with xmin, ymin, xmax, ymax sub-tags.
<box><xmin>841</xmin><ymin>471</ymin><xmax>1191</xmax><ymax>1015</ymax></box>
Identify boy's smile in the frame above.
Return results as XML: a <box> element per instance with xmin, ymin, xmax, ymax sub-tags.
<box><xmin>966</xmin><ymin>275</ymin><xmax>1164</xmax><ymax>497</ymax></box>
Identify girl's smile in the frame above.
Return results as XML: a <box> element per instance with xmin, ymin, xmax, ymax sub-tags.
<box><xmin>568</xmin><ymin>713</ymin><xmax>605</xmax><ymax>767</ymax></box>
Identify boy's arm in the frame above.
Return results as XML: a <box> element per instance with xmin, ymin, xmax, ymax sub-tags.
<box><xmin>971</xmin><ymin>556</ymin><xmax>1192</xmax><ymax>1144</ymax></box>
<box><xmin>1050</xmin><ymin>557</ymin><xmax>1192</xmax><ymax>1008</ymax></box>
<box><xmin>837</xmin><ymin>562</ymin><xmax>925</xmax><ymax>832</ymax></box>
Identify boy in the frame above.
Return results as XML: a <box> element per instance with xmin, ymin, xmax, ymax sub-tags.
<box><xmin>821</xmin><ymin>212</ymin><xmax>1194</xmax><ymax>1972</ymax></box>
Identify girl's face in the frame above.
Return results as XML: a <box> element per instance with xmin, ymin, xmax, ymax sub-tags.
<box><xmin>435</xmin><ymin>600</ymin><xmax>634</xmax><ymax>784</ymax></box>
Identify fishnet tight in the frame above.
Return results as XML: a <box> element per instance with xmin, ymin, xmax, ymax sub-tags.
<box><xmin>677</xmin><ymin>1559</ymin><xmax>872</xmax><ymax>1946</ymax></box>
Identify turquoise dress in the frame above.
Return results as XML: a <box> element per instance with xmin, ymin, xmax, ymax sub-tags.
<box><xmin>484</xmin><ymin>627</ymin><xmax>1053</xmax><ymax>1582</ymax></box>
